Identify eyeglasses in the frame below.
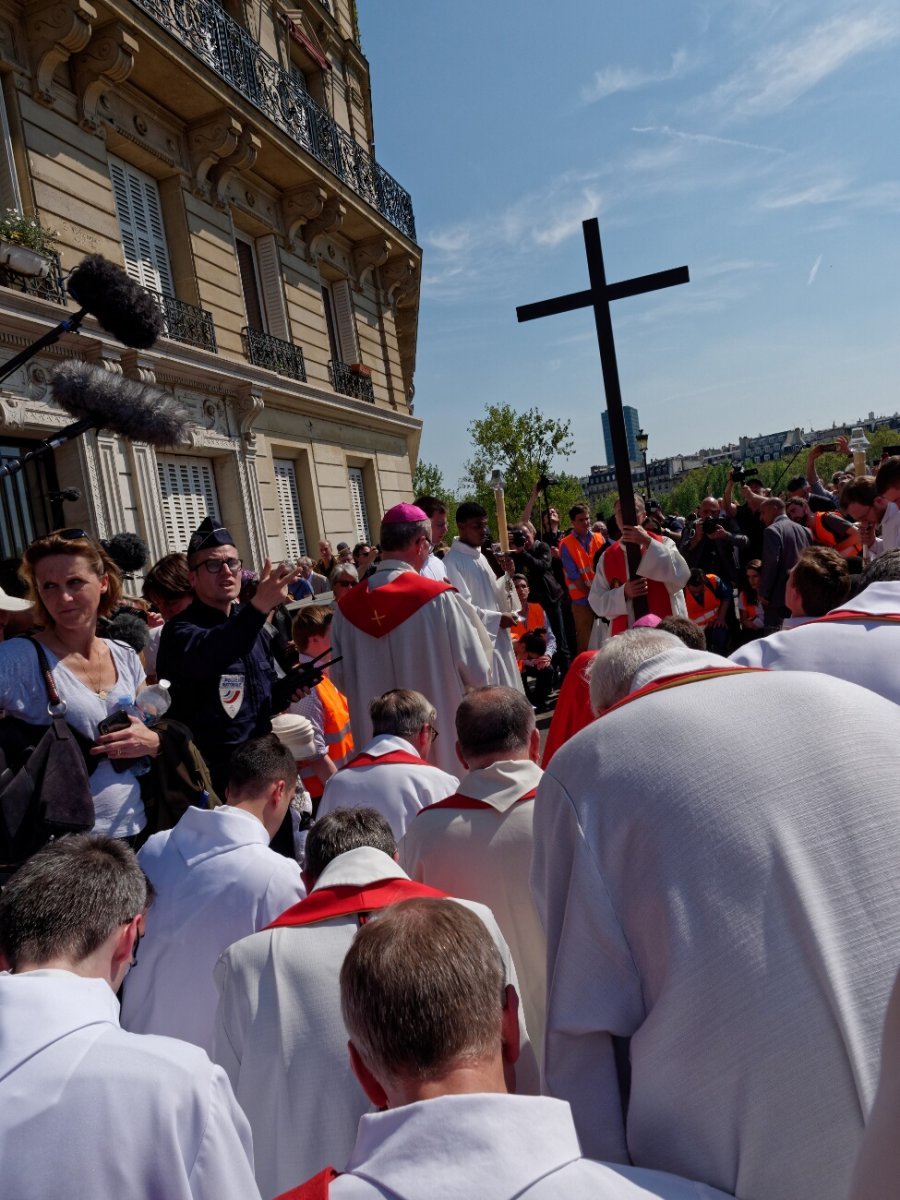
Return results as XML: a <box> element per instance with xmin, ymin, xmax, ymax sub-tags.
<box><xmin>424</xmin><ymin>723</ymin><xmax>439</xmax><ymax>742</ymax></box>
<box><xmin>199</xmin><ymin>557</ymin><xmax>242</xmax><ymax>575</ymax></box>
<box><xmin>333</xmin><ymin>579</ymin><xmax>356</xmax><ymax>589</ymax></box>
<box><xmin>56</xmin><ymin>527</ymin><xmax>91</xmax><ymax>541</ymax></box>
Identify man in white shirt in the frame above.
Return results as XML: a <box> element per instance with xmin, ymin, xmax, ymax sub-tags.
<box><xmin>330</xmin><ymin>503</ymin><xmax>493</xmax><ymax>777</ymax></box>
<box><xmin>400</xmin><ymin>685</ymin><xmax>547</xmax><ymax>1054</ymax></box>
<box><xmin>534</xmin><ymin>628</ymin><xmax>900</xmax><ymax>1200</ymax></box>
<box><xmin>843</xmin><ymin>466</ymin><xmax>900</xmax><ymax>558</ymax></box>
<box><xmin>318</xmin><ymin>689</ymin><xmax>458</xmax><ymax>839</ymax></box>
<box><xmin>0</xmin><ymin>835</ymin><xmax>260</xmax><ymax>1200</ymax></box>
<box><xmin>730</xmin><ymin>552</ymin><xmax>900</xmax><ymax>704</ymax></box>
<box><xmin>277</xmin><ymin>898</ymin><xmax>732</xmax><ymax>1200</ymax></box>
<box><xmin>414</xmin><ymin>493</ymin><xmax>449</xmax><ymax>581</ymax></box>
<box><xmin>214</xmin><ymin>807</ymin><xmax>536</xmax><ymax>1200</ymax></box>
<box><xmin>122</xmin><ymin>735</ymin><xmax>305</xmax><ymax>1053</ymax></box>
<box><xmin>443</xmin><ymin>500</ymin><xmax>525</xmax><ymax>691</ymax></box>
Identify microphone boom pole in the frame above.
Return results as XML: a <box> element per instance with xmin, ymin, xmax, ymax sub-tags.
<box><xmin>0</xmin><ymin>308</ymin><xmax>89</xmax><ymax>389</ymax></box>
<box><xmin>0</xmin><ymin>415</ymin><xmax>93</xmax><ymax>480</ymax></box>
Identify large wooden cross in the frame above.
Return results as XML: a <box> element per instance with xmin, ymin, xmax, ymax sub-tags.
<box><xmin>517</xmin><ymin>217</ymin><xmax>689</xmax><ymax>620</ymax></box>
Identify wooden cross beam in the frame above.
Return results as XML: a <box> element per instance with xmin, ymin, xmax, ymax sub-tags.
<box><xmin>517</xmin><ymin>217</ymin><xmax>689</xmax><ymax>621</ymax></box>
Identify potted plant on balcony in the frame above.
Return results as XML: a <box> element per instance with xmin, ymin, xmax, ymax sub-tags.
<box><xmin>348</xmin><ymin>362</ymin><xmax>371</xmax><ymax>377</ymax></box>
<box><xmin>0</xmin><ymin>210</ymin><xmax>58</xmax><ymax>278</ymax></box>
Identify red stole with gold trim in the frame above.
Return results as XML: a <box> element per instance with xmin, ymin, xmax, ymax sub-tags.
<box><xmin>602</xmin><ymin>533</ymin><xmax>674</xmax><ymax>635</ymax></box>
<box><xmin>337</xmin><ymin>572</ymin><xmax>456</xmax><ymax>638</ymax></box>
<box><xmin>600</xmin><ymin>665</ymin><xmax>768</xmax><ymax>717</ymax></box>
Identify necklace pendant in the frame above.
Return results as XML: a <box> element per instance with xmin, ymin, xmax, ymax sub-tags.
<box><xmin>97</xmin><ymin>688</ymin><xmax>108</xmax><ymax>700</ymax></box>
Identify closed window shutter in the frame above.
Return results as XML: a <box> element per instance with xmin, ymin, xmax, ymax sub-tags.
<box><xmin>0</xmin><ymin>93</ymin><xmax>21</xmax><ymax>215</ymax></box>
<box><xmin>108</xmin><ymin>155</ymin><xmax>174</xmax><ymax>296</ymax></box>
<box><xmin>235</xmin><ymin>237</ymin><xmax>265</xmax><ymax>332</ymax></box>
<box><xmin>274</xmin><ymin>458</ymin><xmax>308</xmax><ymax>558</ymax></box>
<box><xmin>331</xmin><ymin>279</ymin><xmax>360</xmax><ymax>364</ymax></box>
<box><xmin>157</xmin><ymin>455</ymin><xmax>221</xmax><ymax>552</ymax></box>
<box><xmin>348</xmin><ymin>467</ymin><xmax>370</xmax><ymax>543</ymax></box>
<box><xmin>255</xmin><ymin>234</ymin><xmax>291</xmax><ymax>342</ymax></box>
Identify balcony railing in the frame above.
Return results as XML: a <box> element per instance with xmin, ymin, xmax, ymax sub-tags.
<box><xmin>242</xmin><ymin>327</ymin><xmax>307</xmax><ymax>380</ymax></box>
<box><xmin>329</xmin><ymin>359</ymin><xmax>374</xmax><ymax>403</ymax></box>
<box><xmin>0</xmin><ymin>248</ymin><xmax>67</xmax><ymax>306</ymax></box>
<box><xmin>150</xmin><ymin>289</ymin><xmax>217</xmax><ymax>352</ymax></box>
<box><xmin>132</xmin><ymin>0</ymin><xmax>417</xmax><ymax>243</ymax></box>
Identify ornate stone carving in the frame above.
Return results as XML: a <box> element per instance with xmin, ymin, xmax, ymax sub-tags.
<box><xmin>283</xmin><ymin>183</ymin><xmax>328</xmax><ymax>248</ymax></box>
<box><xmin>120</xmin><ymin>348</ymin><xmax>156</xmax><ymax>385</ymax></box>
<box><xmin>29</xmin><ymin>0</ymin><xmax>97</xmax><ymax>105</ymax></box>
<box><xmin>0</xmin><ymin>393</ymin><xmax>26</xmax><ymax>430</ymax></box>
<box><xmin>352</xmin><ymin>235</ymin><xmax>391</xmax><ymax>289</ymax></box>
<box><xmin>210</xmin><ymin>126</ymin><xmax>261</xmax><ymax>204</ymax></box>
<box><xmin>233</xmin><ymin>384</ymin><xmax>264</xmax><ymax>449</ymax></box>
<box><xmin>189</xmin><ymin>113</ymin><xmax>243</xmax><ymax>200</ymax></box>
<box><xmin>306</xmin><ymin>197</ymin><xmax>346</xmax><ymax>254</ymax></box>
<box><xmin>382</xmin><ymin>254</ymin><xmax>419</xmax><ymax>307</ymax></box>
<box><xmin>73</xmin><ymin>20</ymin><xmax>138</xmax><ymax>132</ymax></box>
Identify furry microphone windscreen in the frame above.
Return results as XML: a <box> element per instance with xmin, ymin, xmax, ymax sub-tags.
<box><xmin>67</xmin><ymin>255</ymin><xmax>165</xmax><ymax>349</ymax></box>
<box><xmin>51</xmin><ymin>361</ymin><xmax>192</xmax><ymax>447</ymax></box>
<box><xmin>99</xmin><ymin>610</ymin><xmax>150</xmax><ymax>654</ymax></box>
<box><xmin>101</xmin><ymin>532</ymin><xmax>149</xmax><ymax>575</ymax></box>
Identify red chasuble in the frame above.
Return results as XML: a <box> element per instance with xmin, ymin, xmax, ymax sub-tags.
<box><xmin>266</xmin><ymin>875</ymin><xmax>448</xmax><ymax>930</ymax></box>
<box><xmin>337</xmin><ymin>573</ymin><xmax>456</xmax><ymax>638</ymax></box>
<box><xmin>342</xmin><ymin>749</ymin><xmax>442</xmax><ymax>770</ymax></box>
<box><xmin>602</xmin><ymin>533</ymin><xmax>674</xmax><ymax>635</ymax></box>
<box><xmin>425</xmin><ymin>788</ymin><xmax>539</xmax><ymax>813</ymax></box>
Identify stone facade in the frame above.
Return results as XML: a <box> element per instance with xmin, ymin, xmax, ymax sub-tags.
<box><xmin>0</xmin><ymin>0</ymin><xmax>421</xmax><ymax>567</ymax></box>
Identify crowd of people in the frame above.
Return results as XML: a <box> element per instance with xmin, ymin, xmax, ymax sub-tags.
<box><xmin>1</xmin><ymin>448</ymin><xmax>900</xmax><ymax>1199</ymax></box>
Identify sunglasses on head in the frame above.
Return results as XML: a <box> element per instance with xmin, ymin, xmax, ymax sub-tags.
<box><xmin>56</xmin><ymin>528</ymin><xmax>92</xmax><ymax>541</ymax></box>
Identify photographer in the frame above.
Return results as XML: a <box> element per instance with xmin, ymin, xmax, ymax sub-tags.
<box><xmin>723</xmin><ymin>467</ymin><xmax>767</xmax><ymax>560</ymax></box>
<box><xmin>681</xmin><ymin>495</ymin><xmax>747</xmax><ymax>588</ymax></box>
<box><xmin>508</xmin><ymin>511</ymin><xmax>570</xmax><ymax>675</ymax></box>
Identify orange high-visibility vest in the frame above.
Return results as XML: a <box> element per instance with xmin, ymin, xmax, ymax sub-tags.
<box><xmin>299</xmin><ymin>675</ymin><xmax>354</xmax><ymax>800</ymax></box>
<box><xmin>685</xmin><ymin>575</ymin><xmax>723</xmax><ymax>628</ymax></box>
<box><xmin>560</xmin><ymin>531</ymin><xmax>605</xmax><ymax>601</ymax></box>
<box><xmin>810</xmin><ymin>511</ymin><xmax>861</xmax><ymax>556</ymax></box>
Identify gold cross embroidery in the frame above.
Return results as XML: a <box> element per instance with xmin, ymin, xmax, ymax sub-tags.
<box><xmin>371</xmin><ymin>609</ymin><xmax>386</xmax><ymax>628</ymax></box>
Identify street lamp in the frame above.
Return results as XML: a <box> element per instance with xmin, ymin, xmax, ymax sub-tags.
<box><xmin>636</xmin><ymin>428</ymin><xmax>650</xmax><ymax>501</ymax></box>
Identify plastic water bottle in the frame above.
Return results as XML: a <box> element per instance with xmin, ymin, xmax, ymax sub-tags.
<box><xmin>137</xmin><ymin>679</ymin><xmax>171</xmax><ymax>725</ymax></box>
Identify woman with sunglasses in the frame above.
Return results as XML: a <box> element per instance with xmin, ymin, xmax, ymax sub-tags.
<box><xmin>0</xmin><ymin>528</ymin><xmax>160</xmax><ymax>841</ymax></box>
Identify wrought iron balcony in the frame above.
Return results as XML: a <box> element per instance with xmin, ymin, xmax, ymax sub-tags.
<box><xmin>132</xmin><ymin>0</ymin><xmax>417</xmax><ymax>243</ymax></box>
<box><xmin>0</xmin><ymin>248</ymin><xmax>67</xmax><ymax>306</ymax></box>
<box><xmin>242</xmin><ymin>327</ymin><xmax>307</xmax><ymax>381</ymax></box>
<box><xmin>329</xmin><ymin>359</ymin><xmax>374</xmax><ymax>403</ymax></box>
<box><xmin>150</xmin><ymin>290</ymin><xmax>217</xmax><ymax>353</ymax></box>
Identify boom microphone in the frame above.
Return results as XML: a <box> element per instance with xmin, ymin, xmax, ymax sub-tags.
<box><xmin>50</xmin><ymin>361</ymin><xmax>191</xmax><ymax>447</ymax></box>
<box><xmin>48</xmin><ymin>487</ymin><xmax>81</xmax><ymax>502</ymax></box>
<box><xmin>67</xmin><ymin>255</ymin><xmax>165</xmax><ymax>350</ymax></box>
<box><xmin>101</xmin><ymin>532</ymin><xmax>150</xmax><ymax>575</ymax></box>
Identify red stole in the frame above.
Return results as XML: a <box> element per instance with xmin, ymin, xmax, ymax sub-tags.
<box><xmin>424</xmin><ymin>787</ymin><xmax>538</xmax><ymax>812</ymax></box>
<box><xmin>541</xmin><ymin>651</ymin><xmax>598</xmax><ymax>767</ymax></box>
<box><xmin>343</xmin><ymin>748</ymin><xmax>440</xmax><ymax>770</ymax></box>
<box><xmin>338</xmin><ymin>572</ymin><xmax>456</xmax><ymax>638</ymax></box>
<box><xmin>266</xmin><ymin>876</ymin><xmax>448</xmax><ymax>930</ymax></box>
<box><xmin>806</xmin><ymin>610</ymin><xmax>900</xmax><ymax>626</ymax></box>
<box><xmin>275</xmin><ymin>1167</ymin><xmax>340</xmax><ymax>1200</ymax></box>
<box><xmin>600</xmin><ymin>665</ymin><xmax>768</xmax><ymax>718</ymax></box>
<box><xmin>602</xmin><ymin>534</ymin><xmax>674</xmax><ymax>635</ymax></box>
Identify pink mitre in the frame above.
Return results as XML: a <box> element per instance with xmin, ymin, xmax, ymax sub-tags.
<box><xmin>383</xmin><ymin>503</ymin><xmax>428</xmax><ymax>523</ymax></box>
<box><xmin>633</xmin><ymin>613</ymin><xmax>663</xmax><ymax>628</ymax></box>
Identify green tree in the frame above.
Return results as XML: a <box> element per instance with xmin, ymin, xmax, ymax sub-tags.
<box><xmin>412</xmin><ymin>460</ymin><xmax>456</xmax><ymax>511</ymax></box>
<box><xmin>463</xmin><ymin>403</ymin><xmax>577</xmax><ymax>535</ymax></box>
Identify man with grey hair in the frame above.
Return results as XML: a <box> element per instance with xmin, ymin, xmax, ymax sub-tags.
<box><xmin>533</xmin><ymin>628</ymin><xmax>900</xmax><ymax>1200</ymax></box>
<box><xmin>400</xmin><ymin>685</ymin><xmax>547</xmax><ymax>1052</ymax></box>
<box><xmin>0</xmin><ymin>835</ymin><xmax>261</xmax><ymax>1200</ymax></box>
<box><xmin>317</xmin><ymin>689</ymin><xmax>459</xmax><ymax>838</ymax></box>
<box><xmin>758</xmin><ymin>496</ymin><xmax>811</xmax><ymax>631</ymax></box>
<box><xmin>331</xmin><ymin>503</ymin><xmax>493</xmax><ymax>775</ymax></box>
<box><xmin>278</xmin><ymin>899</ymin><xmax>733</xmax><ymax>1200</ymax></box>
<box><xmin>214</xmin><ymin>807</ymin><xmax>537</xmax><ymax>1200</ymax></box>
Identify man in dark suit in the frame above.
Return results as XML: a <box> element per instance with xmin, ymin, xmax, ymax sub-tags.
<box><xmin>759</xmin><ymin>498</ymin><xmax>812</xmax><ymax>632</ymax></box>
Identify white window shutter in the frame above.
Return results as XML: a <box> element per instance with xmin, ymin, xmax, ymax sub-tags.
<box><xmin>156</xmin><ymin>455</ymin><xmax>221</xmax><ymax>552</ymax></box>
<box><xmin>331</xmin><ymin>279</ymin><xmax>360</xmax><ymax>364</ymax></box>
<box><xmin>0</xmin><ymin>93</ymin><xmax>21</xmax><ymax>215</ymax></box>
<box><xmin>108</xmin><ymin>155</ymin><xmax>174</xmax><ymax>296</ymax></box>
<box><xmin>274</xmin><ymin>458</ymin><xmax>308</xmax><ymax>558</ymax></box>
<box><xmin>348</xmin><ymin>467</ymin><xmax>370</xmax><ymax>543</ymax></box>
<box><xmin>255</xmin><ymin>234</ymin><xmax>291</xmax><ymax>342</ymax></box>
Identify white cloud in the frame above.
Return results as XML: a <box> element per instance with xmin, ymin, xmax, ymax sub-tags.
<box><xmin>632</xmin><ymin>125</ymin><xmax>785</xmax><ymax>155</ymax></box>
<box><xmin>579</xmin><ymin>49</ymin><xmax>689</xmax><ymax>105</ymax></box>
<box><xmin>709</xmin><ymin>9</ymin><xmax>900</xmax><ymax>118</ymax></box>
<box><xmin>758</xmin><ymin>173</ymin><xmax>900</xmax><ymax>213</ymax></box>
<box><xmin>807</xmin><ymin>255</ymin><xmax>823</xmax><ymax>285</ymax></box>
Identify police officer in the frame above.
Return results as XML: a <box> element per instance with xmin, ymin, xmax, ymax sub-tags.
<box><xmin>157</xmin><ymin>518</ymin><xmax>306</xmax><ymax>799</ymax></box>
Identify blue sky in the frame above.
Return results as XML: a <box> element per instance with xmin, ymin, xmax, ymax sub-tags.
<box><xmin>360</xmin><ymin>1</ymin><xmax>900</xmax><ymax>490</ymax></box>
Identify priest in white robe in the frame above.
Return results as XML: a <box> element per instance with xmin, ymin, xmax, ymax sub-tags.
<box><xmin>588</xmin><ymin>496</ymin><xmax>689</xmax><ymax>646</ymax></box>
<box><xmin>213</xmin><ymin>828</ymin><xmax>537</xmax><ymax>1200</ymax></box>
<box><xmin>443</xmin><ymin>501</ymin><xmax>525</xmax><ymax>692</ymax></box>
<box><xmin>330</xmin><ymin>504</ymin><xmax>493</xmax><ymax>777</ymax></box>
<box><xmin>730</xmin><ymin>573</ymin><xmax>900</xmax><ymax>704</ymax></box>
<box><xmin>533</xmin><ymin>629</ymin><xmax>900</xmax><ymax>1200</ymax></box>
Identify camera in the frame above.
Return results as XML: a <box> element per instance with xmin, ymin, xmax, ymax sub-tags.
<box><xmin>537</xmin><ymin>474</ymin><xmax>558</xmax><ymax>492</ymax></box>
<box><xmin>702</xmin><ymin>516</ymin><xmax>722</xmax><ymax>535</ymax></box>
<box><xmin>509</xmin><ymin>529</ymin><xmax>527</xmax><ymax>548</ymax></box>
<box><xmin>731</xmin><ymin>463</ymin><xmax>745</xmax><ymax>483</ymax></box>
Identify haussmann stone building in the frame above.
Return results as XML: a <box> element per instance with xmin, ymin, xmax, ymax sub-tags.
<box><xmin>0</xmin><ymin>0</ymin><xmax>421</xmax><ymax>570</ymax></box>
